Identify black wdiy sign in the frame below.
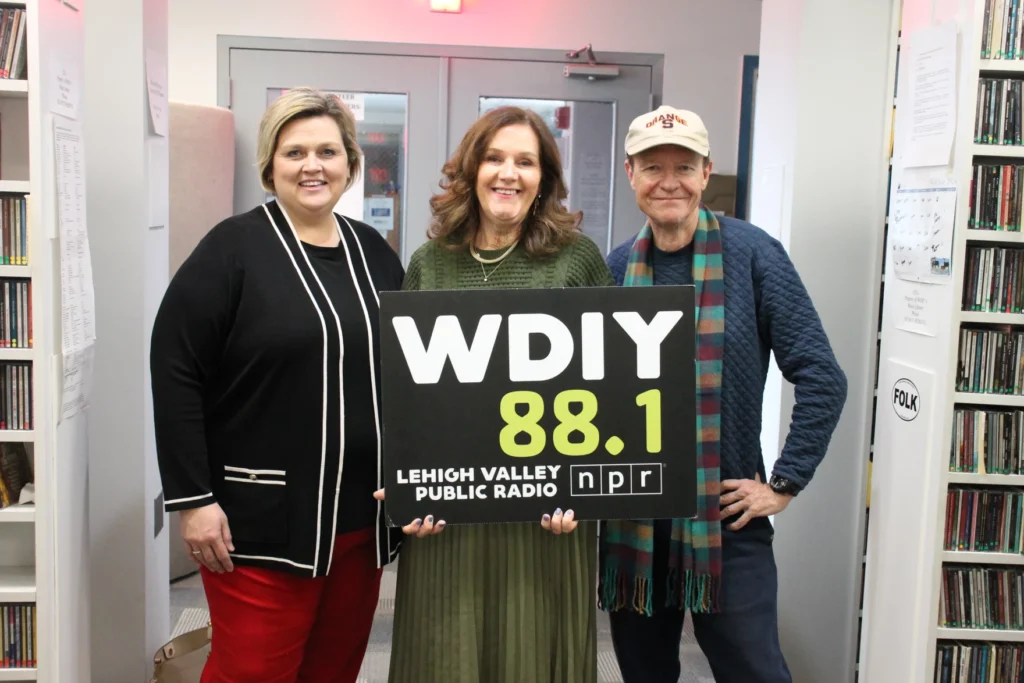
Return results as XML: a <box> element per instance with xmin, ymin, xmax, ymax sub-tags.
<box><xmin>379</xmin><ymin>286</ymin><xmax>697</xmax><ymax>525</ymax></box>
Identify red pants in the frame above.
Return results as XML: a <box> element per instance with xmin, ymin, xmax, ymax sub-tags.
<box><xmin>199</xmin><ymin>528</ymin><xmax>382</xmax><ymax>683</ymax></box>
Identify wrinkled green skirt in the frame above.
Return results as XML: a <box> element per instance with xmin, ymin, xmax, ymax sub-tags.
<box><xmin>388</xmin><ymin>521</ymin><xmax>598</xmax><ymax>683</ymax></box>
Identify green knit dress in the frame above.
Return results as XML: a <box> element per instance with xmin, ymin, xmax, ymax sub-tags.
<box><xmin>387</xmin><ymin>233</ymin><xmax>615</xmax><ymax>683</ymax></box>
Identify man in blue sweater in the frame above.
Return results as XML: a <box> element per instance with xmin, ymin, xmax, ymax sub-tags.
<box><xmin>598</xmin><ymin>106</ymin><xmax>847</xmax><ymax>683</ymax></box>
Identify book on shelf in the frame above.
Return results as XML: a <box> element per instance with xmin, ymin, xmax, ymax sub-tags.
<box><xmin>946</xmin><ymin>487</ymin><xmax>1024</xmax><ymax>553</ymax></box>
<box><xmin>0</xmin><ymin>603</ymin><xmax>35</xmax><ymax>669</ymax></box>
<box><xmin>0</xmin><ymin>195</ymin><xmax>29</xmax><ymax>266</ymax></box>
<box><xmin>970</xmin><ymin>162</ymin><xmax>1024</xmax><ymax>231</ymax></box>
<box><xmin>0</xmin><ymin>364</ymin><xmax>30</xmax><ymax>433</ymax></box>
<box><xmin>0</xmin><ymin>9</ymin><xmax>26</xmax><ymax>81</ymax></box>
<box><xmin>0</xmin><ymin>278</ymin><xmax>32</xmax><ymax>348</ymax></box>
<box><xmin>951</xmin><ymin>407</ymin><xmax>1024</xmax><ymax>474</ymax></box>
<box><xmin>975</xmin><ymin>78</ymin><xmax>1023</xmax><ymax>145</ymax></box>
<box><xmin>963</xmin><ymin>244</ymin><xmax>1024</xmax><ymax>311</ymax></box>
<box><xmin>982</xmin><ymin>0</ymin><xmax>1024</xmax><ymax>60</ymax></box>
<box><xmin>956</xmin><ymin>327</ymin><xmax>1024</xmax><ymax>395</ymax></box>
<box><xmin>934</xmin><ymin>641</ymin><xmax>1024</xmax><ymax>683</ymax></box>
<box><xmin>940</xmin><ymin>564</ymin><xmax>1023</xmax><ymax>629</ymax></box>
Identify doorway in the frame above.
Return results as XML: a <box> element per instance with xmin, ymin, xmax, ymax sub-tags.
<box><xmin>220</xmin><ymin>38</ymin><xmax>663</xmax><ymax>261</ymax></box>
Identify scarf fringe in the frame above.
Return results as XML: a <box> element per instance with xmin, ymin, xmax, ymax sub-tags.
<box><xmin>601</xmin><ymin>567</ymin><xmax>721</xmax><ymax>615</ymax></box>
<box><xmin>599</xmin><ymin>567</ymin><xmax>653</xmax><ymax>615</ymax></box>
<box><xmin>667</xmin><ymin>567</ymin><xmax>720</xmax><ymax>613</ymax></box>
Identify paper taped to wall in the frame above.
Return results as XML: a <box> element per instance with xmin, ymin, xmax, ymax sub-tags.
<box><xmin>889</xmin><ymin>184</ymin><xmax>956</xmax><ymax>284</ymax></box>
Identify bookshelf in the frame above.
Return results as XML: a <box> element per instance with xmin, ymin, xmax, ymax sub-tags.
<box><xmin>0</xmin><ymin>0</ymin><xmax>34</xmax><ymax>669</ymax></box>
<box><xmin>0</xmin><ymin>0</ymin><xmax>35</xmax><ymax>672</ymax></box>
<box><xmin>0</xmin><ymin>0</ymin><xmax>89</xmax><ymax>681</ymax></box>
<box><xmin>860</xmin><ymin>0</ymin><xmax>1024</xmax><ymax>681</ymax></box>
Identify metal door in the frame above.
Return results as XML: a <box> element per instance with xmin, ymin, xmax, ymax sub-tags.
<box><xmin>226</xmin><ymin>43</ymin><xmax>658</xmax><ymax>261</ymax></box>
<box><xmin>448</xmin><ymin>58</ymin><xmax>654</xmax><ymax>252</ymax></box>
<box><xmin>228</xmin><ymin>48</ymin><xmax>443</xmax><ymax>262</ymax></box>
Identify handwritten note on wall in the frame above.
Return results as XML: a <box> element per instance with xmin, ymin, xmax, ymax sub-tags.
<box><xmin>50</xmin><ymin>57</ymin><xmax>79</xmax><ymax>120</ymax></box>
<box><xmin>890</xmin><ymin>184</ymin><xmax>957</xmax><ymax>284</ymax></box>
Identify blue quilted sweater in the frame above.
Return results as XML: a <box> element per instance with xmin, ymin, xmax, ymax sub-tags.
<box><xmin>606</xmin><ymin>216</ymin><xmax>848</xmax><ymax>490</ymax></box>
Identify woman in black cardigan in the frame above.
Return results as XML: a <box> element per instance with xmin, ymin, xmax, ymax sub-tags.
<box><xmin>150</xmin><ymin>87</ymin><xmax>403</xmax><ymax>683</ymax></box>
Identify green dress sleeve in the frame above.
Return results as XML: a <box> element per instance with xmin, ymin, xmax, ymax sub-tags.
<box><xmin>564</xmin><ymin>234</ymin><xmax>616</xmax><ymax>288</ymax></box>
<box><xmin>402</xmin><ymin>249</ymin><xmax>423</xmax><ymax>291</ymax></box>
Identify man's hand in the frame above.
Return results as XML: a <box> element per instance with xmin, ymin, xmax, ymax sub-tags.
<box><xmin>719</xmin><ymin>473</ymin><xmax>792</xmax><ymax>531</ymax></box>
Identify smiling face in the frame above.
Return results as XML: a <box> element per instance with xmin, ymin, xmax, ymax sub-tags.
<box><xmin>626</xmin><ymin>144</ymin><xmax>712</xmax><ymax>233</ymax></box>
<box><xmin>474</xmin><ymin>123</ymin><xmax>542</xmax><ymax>237</ymax></box>
<box><xmin>271</xmin><ymin>115</ymin><xmax>350</xmax><ymax>223</ymax></box>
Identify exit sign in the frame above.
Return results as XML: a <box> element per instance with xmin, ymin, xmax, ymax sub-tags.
<box><xmin>430</xmin><ymin>0</ymin><xmax>461</xmax><ymax>12</ymax></box>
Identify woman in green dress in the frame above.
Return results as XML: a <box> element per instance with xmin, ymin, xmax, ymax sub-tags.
<box><xmin>377</xmin><ymin>106</ymin><xmax>614</xmax><ymax>683</ymax></box>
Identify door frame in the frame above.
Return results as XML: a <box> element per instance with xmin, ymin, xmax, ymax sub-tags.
<box><xmin>735</xmin><ymin>55</ymin><xmax>759</xmax><ymax>222</ymax></box>
<box><xmin>217</xmin><ymin>36</ymin><xmax>665</xmax><ymax>255</ymax></box>
<box><xmin>217</xmin><ymin>36</ymin><xmax>664</xmax><ymax>112</ymax></box>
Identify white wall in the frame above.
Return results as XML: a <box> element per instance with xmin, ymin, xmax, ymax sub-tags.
<box><xmin>35</xmin><ymin>4</ymin><xmax>93</xmax><ymax>682</ymax></box>
<box><xmin>751</xmin><ymin>0</ymin><xmax>895</xmax><ymax>681</ymax></box>
<box><xmin>168</xmin><ymin>0</ymin><xmax>762</xmax><ymax>175</ymax></box>
<box><xmin>86</xmin><ymin>0</ymin><xmax>170</xmax><ymax>679</ymax></box>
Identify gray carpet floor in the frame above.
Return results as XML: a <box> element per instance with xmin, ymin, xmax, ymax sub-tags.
<box><xmin>170</xmin><ymin>564</ymin><xmax>715</xmax><ymax>683</ymax></box>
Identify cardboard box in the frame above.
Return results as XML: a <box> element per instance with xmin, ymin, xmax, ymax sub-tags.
<box><xmin>704</xmin><ymin>174</ymin><xmax>737</xmax><ymax>217</ymax></box>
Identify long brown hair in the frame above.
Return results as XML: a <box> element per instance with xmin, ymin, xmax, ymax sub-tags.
<box><xmin>428</xmin><ymin>106</ymin><xmax>581</xmax><ymax>257</ymax></box>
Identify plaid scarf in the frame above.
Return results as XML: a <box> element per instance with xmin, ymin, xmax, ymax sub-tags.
<box><xmin>599</xmin><ymin>205</ymin><xmax>724</xmax><ymax>615</ymax></box>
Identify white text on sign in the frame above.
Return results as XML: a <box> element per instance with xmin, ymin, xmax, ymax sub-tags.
<box><xmin>390</xmin><ymin>311</ymin><xmax>685</xmax><ymax>384</ymax></box>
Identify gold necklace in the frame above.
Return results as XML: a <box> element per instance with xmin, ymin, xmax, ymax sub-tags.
<box><xmin>470</xmin><ymin>239</ymin><xmax>519</xmax><ymax>282</ymax></box>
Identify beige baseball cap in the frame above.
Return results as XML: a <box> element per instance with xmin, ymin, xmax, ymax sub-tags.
<box><xmin>624</xmin><ymin>105</ymin><xmax>710</xmax><ymax>158</ymax></box>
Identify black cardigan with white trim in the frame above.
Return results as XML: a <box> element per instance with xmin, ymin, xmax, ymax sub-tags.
<box><xmin>150</xmin><ymin>200</ymin><xmax>403</xmax><ymax>577</ymax></box>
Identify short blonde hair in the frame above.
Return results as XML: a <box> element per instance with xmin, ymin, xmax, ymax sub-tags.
<box><xmin>256</xmin><ymin>87</ymin><xmax>362</xmax><ymax>194</ymax></box>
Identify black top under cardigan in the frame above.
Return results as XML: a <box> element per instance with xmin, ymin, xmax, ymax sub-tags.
<box><xmin>150</xmin><ymin>200</ymin><xmax>404</xmax><ymax>577</ymax></box>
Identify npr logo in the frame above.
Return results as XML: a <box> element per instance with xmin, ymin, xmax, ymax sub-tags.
<box><xmin>570</xmin><ymin>464</ymin><xmax>663</xmax><ymax>497</ymax></box>
<box><xmin>892</xmin><ymin>378</ymin><xmax>920</xmax><ymax>422</ymax></box>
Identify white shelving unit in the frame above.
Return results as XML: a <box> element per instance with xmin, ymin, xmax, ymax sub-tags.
<box><xmin>974</xmin><ymin>143</ymin><xmax>1024</xmax><ymax>157</ymax></box>
<box><xmin>0</xmin><ymin>504</ymin><xmax>33</xmax><ymax>523</ymax></box>
<box><xmin>979</xmin><ymin>59</ymin><xmax>1024</xmax><ymax>72</ymax></box>
<box><xmin>948</xmin><ymin>472</ymin><xmax>1024</xmax><ymax>485</ymax></box>
<box><xmin>0</xmin><ymin>671</ymin><xmax>36</xmax><ymax>682</ymax></box>
<box><xmin>942</xmin><ymin>551</ymin><xmax>1024</xmax><ymax>565</ymax></box>
<box><xmin>0</xmin><ymin>81</ymin><xmax>27</xmax><ymax>98</ymax></box>
<box><xmin>935</xmin><ymin>628</ymin><xmax>1024</xmax><ymax>643</ymax></box>
<box><xmin>860</xmin><ymin>1</ymin><xmax>1024</xmax><ymax>681</ymax></box>
<box><xmin>0</xmin><ymin>567</ymin><xmax>35</xmax><ymax>603</ymax></box>
<box><xmin>0</xmin><ymin>0</ymin><xmax>88</xmax><ymax>681</ymax></box>
<box><xmin>958</xmin><ymin>311</ymin><xmax>1024</xmax><ymax>324</ymax></box>
<box><xmin>928</xmin><ymin>2</ymin><xmax>1024</xmax><ymax>674</ymax></box>
<box><xmin>960</xmin><ymin>229</ymin><xmax>1024</xmax><ymax>243</ymax></box>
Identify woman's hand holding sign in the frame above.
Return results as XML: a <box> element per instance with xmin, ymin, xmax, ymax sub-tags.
<box><xmin>540</xmin><ymin>508</ymin><xmax>577</xmax><ymax>535</ymax></box>
<box><xmin>375</xmin><ymin>488</ymin><xmax>577</xmax><ymax>535</ymax></box>
<box><xmin>374</xmin><ymin>488</ymin><xmax>446</xmax><ymax>537</ymax></box>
